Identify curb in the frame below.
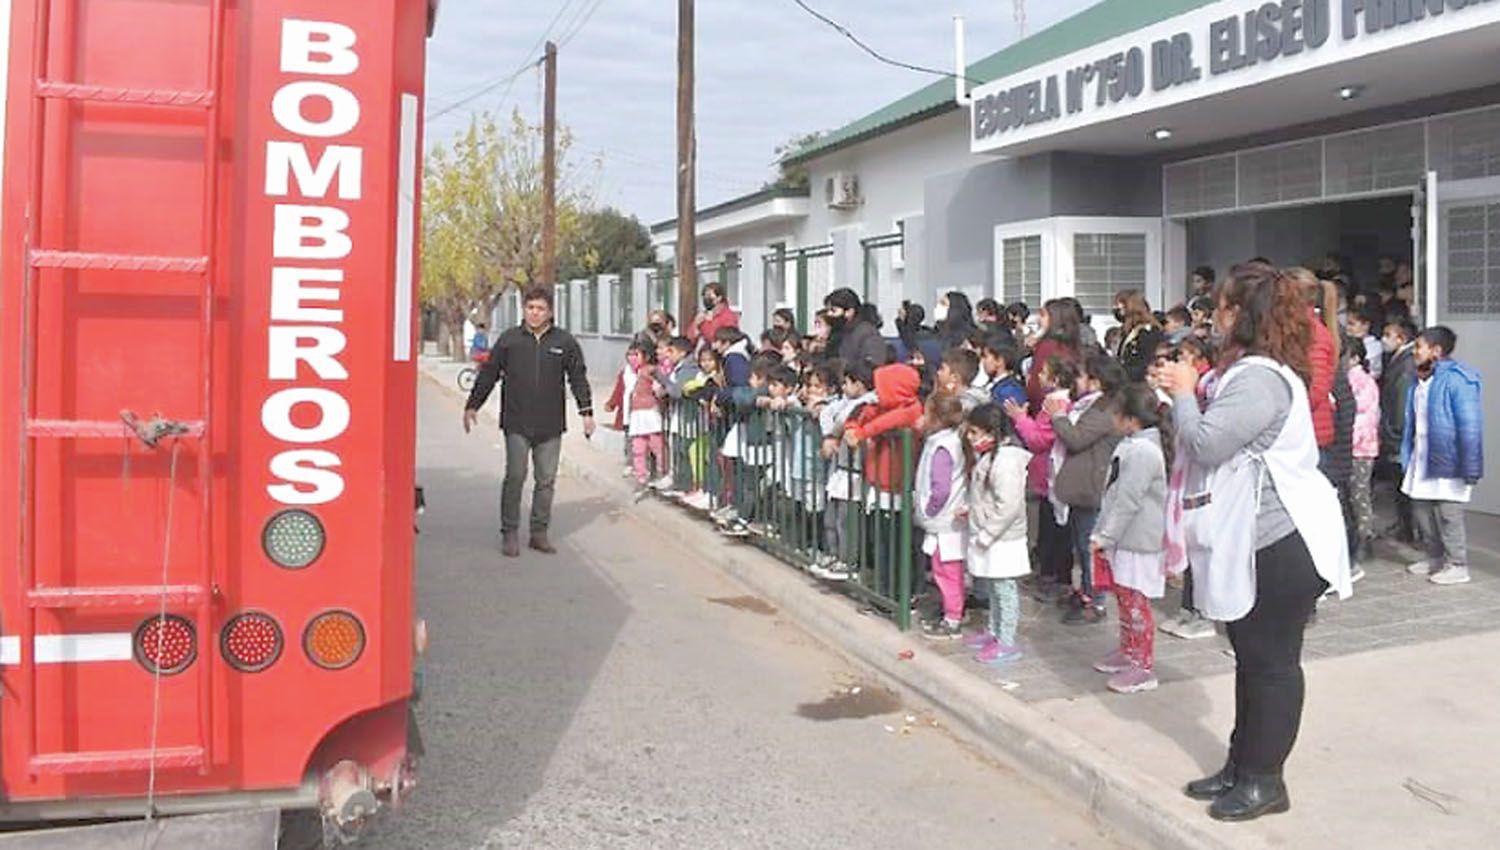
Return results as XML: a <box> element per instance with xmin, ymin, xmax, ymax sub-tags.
<box><xmin>419</xmin><ymin>363</ymin><xmax>1265</xmax><ymax>850</ymax></box>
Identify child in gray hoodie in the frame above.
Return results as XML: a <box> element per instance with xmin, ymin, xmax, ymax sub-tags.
<box><xmin>1090</xmin><ymin>383</ymin><xmax>1169</xmax><ymax>695</ymax></box>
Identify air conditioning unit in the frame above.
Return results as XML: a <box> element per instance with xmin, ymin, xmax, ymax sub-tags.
<box><xmin>824</xmin><ymin>171</ymin><xmax>862</xmax><ymax>210</ymax></box>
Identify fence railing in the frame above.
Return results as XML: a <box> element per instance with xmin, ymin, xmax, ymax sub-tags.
<box><xmin>658</xmin><ymin>395</ymin><xmax>916</xmax><ymax>629</ymax></box>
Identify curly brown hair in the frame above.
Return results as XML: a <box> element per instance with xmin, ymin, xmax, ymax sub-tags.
<box><xmin>1217</xmin><ymin>261</ymin><xmax>1312</xmax><ymax>387</ymax></box>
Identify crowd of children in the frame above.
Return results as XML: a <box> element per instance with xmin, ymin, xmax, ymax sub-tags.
<box><xmin>598</xmin><ymin>263</ymin><xmax>1484</xmax><ymax>697</ymax></box>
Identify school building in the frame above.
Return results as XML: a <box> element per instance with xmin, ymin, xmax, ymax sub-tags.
<box><xmin>501</xmin><ymin>0</ymin><xmax>1499</xmax><ymax>511</ymax></box>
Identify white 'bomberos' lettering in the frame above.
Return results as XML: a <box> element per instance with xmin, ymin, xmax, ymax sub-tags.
<box><xmin>263</xmin><ymin>19</ymin><xmax>362</xmax><ymax>506</ymax></box>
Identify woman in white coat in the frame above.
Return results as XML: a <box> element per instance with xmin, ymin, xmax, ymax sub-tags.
<box><xmin>1157</xmin><ymin>261</ymin><xmax>1351</xmax><ymax>823</ymax></box>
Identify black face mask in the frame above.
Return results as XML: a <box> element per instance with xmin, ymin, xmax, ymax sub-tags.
<box><xmin>826</xmin><ymin>312</ymin><xmax>848</xmax><ymax>328</ymax></box>
<box><xmin>1112</xmin><ymin>307</ymin><xmax>1126</xmax><ymax>323</ymax></box>
<box><xmin>649</xmin><ymin>322</ymin><xmax>665</xmax><ymax>335</ymax></box>
<box><xmin>702</xmin><ymin>297</ymin><xmax>716</xmax><ymax>311</ymax></box>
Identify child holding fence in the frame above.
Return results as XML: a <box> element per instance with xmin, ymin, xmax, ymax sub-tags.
<box><xmin>816</xmin><ymin>363</ymin><xmax>874</xmax><ymax>580</ymax></box>
<box><xmin>845</xmin><ymin>364</ymin><xmax>923</xmax><ymax>598</ymax></box>
<box><xmin>962</xmin><ymin>403</ymin><xmax>1031</xmax><ymax>664</ymax></box>
<box><xmin>1090</xmin><ymin>383</ymin><xmax>1170</xmax><ymax>694</ymax></box>
<box><xmin>915</xmin><ymin>394</ymin><xmax>969</xmax><ymax>640</ymax></box>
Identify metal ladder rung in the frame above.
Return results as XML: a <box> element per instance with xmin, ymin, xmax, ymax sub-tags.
<box><xmin>28</xmin><ymin>585</ymin><xmax>208</xmax><ymax>610</ymax></box>
<box><xmin>36</xmin><ymin>80</ymin><xmax>213</xmax><ymax>109</ymax></box>
<box><xmin>31</xmin><ymin>746</ymin><xmax>205</xmax><ymax>775</ymax></box>
<box><xmin>29</xmin><ymin>249</ymin><xmax>208</xmax><ymax>273</ymax></box>
<box><xmin>25</xmin><ymin>419</ymin><xmax>206</xmax><ymax>439</ymax></box>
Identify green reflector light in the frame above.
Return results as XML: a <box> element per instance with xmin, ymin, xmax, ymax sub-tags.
<box><xmin>262</xmin><ymin>509</ymin><xmax>325</xmax><ymax>569</ymax></box>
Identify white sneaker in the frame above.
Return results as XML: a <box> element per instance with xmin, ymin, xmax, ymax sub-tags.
<box><xmin>651</xmin><ymin>475</ymin><xmax>676</xmax><ymax>494</ymax></box>
<box><xmin>682</xmin><ymin>491</ymin><xmax>712</xmax><ymax>511</ymax></box>
<box><xmin>1349</xmin><ymin>564</ymin><xmax>1366</xmax><ymax>584</ymax></box>
<box><xmin>1175</xmin><ymin>613</ymin><xmax>1218</xmax><ymax>640</ymax></box>
<box><xmin>1429</xmin><ymin>565</ymin><xmax>1472</xmax><ymax>586</ymax></box>
<box><xmin>1407</xmin><ymin>560</ymin><xmax>1435</xmax><ymax>576</ymax></box>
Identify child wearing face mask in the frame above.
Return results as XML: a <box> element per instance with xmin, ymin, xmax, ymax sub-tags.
<box><xmin>962</xmin><ymin>403</ymin><xmax>1032</xmax><ymax>664</ymax></box>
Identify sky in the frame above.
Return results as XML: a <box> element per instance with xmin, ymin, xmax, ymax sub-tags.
<box><xmin>423</xmin><ymin>0</ymin><xmax>1107</xmax><ymax>226</ymax></box>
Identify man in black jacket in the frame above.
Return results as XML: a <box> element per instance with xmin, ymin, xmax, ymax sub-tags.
<box><xmin>464</xmin><ymin>286</ymin><xmax>595</xmax><ymax>556</ymax></box>
<box><xmin>823</xmin><ymin>288</ymin><xmax>889</xmax><ymax>371</ymax></box>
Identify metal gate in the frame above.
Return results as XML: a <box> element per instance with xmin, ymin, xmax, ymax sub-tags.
<box><xmin>861</xmin><ymin>232</ymin><xmax>905</xmax><ymax>327</ymax></box>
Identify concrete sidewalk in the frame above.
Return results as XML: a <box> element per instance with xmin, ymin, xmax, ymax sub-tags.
<box><xmin>424</xmin><ymin>352</ymin><xmax>1499</xmax><ymax>850</ymax></box>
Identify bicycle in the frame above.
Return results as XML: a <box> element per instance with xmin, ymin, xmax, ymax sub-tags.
<box><xmin>457</xmin><ymin>349</ymin><xmax>489</xmax><ymax>393</ymax></box>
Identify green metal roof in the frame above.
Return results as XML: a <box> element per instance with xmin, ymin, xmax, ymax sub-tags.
<box><xmin>784</xmin><ymin>0</ymin><xmax>1218</xmax><ymax>164</ymax></box>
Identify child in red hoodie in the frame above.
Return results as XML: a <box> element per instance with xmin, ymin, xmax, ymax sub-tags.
<box><xmin>845</xmin><ymin>363</ymin><xmax>925</xmax><ymax>601</ymax></box>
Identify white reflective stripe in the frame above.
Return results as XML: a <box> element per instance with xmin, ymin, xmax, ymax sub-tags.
<box><xmin>392</xmin><ymin>92</ymin><xmax>419</xmax><ymax>362</ymax></box>
<box><xmin>0</xmin><ymin>0</ymin><xmax>13</xmax><ymax>240</ymax></box>
<box><xmin>0</xmin><ymin>634</ymin><xmax>136</xmax><ymax>665</ymax></box>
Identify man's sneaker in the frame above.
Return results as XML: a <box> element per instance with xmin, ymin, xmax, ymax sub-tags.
<box><xmin>963</xmin><ymin>632</ymin><xmax>998</xmax><ymax>650</ymax></box>
<box><xmin>1107</xmin><ymin>666</ymin><xmax>1159</xmax><ymax>694</ymax></box>
<box><xmin>682</xmin><ymin>491</ymin><xmax>712</xmax><ymax>511</ymax></box>
<box><xmin>922</xmin><ymin>619</ymin><xmax>963</xmax><ymax>641</ymax></box>
<box><xmin>1430</xmin><ymin>565</ymin><xmax>1472</xmax><ymax>586</ymax></box>
<box><xmin>1093</xmin><ymin>648</ymin><xmax>1133</xmax><ymax>674</ymax></box>
<box><xmin>975</xmin><ymin>640</ymin><xmax>1023</xmax><ymax>665</ymax></box>
<box><xmin>1174</xmin><ymin>613</ymin><xmax>1218</xmax><ymax>640</ymax></box>
<box><xmin>1407</xmin><ymin>560</ymin><xmax>1435</xmax><ymax>576</ymax></box>
<box><xmin>1349</xmin><ymin>564</ymin><xmax>1366</xmax><ymax>584</ymax></box>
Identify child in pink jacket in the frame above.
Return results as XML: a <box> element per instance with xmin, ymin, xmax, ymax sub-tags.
<box><xmin>1346</xmin><ymin>340</ymin><xmax>1381</xmax><ymax>559</ymax></box>
<box><xmin>1005</xmin><ymin>355</ymin><xmax>1077</xmax><ymax>601</ymax></box>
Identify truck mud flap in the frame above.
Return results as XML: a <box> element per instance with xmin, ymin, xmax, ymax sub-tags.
<box><xmin>0</xmin><ymin>810</ymin><xmax>278</xmax><ymax>850</ymax></box>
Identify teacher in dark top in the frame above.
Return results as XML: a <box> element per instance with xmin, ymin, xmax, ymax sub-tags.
<box><xmin>464</xmin><ymin>286</ymin><xmax>595</xmax><ymax>557</ymax></box>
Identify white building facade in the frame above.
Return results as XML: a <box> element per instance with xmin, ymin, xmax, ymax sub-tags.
<box><xmin>631</xmin><ymin>0</ymin><xmax>1500</xmax><ymax>511</ymax></box>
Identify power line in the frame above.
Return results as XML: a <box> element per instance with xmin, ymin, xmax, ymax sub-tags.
<box><xmin>788</xmin><ymin>0</ymin><xmax>981</xmax><ymax>85</ymax></box>
<box><xmin>425</xmin><ymin>57</ymin><xmax>542</xmax><ymax>121</ymax></box>
<box><xmin>558</xmin><ymin>0</ymin><xmax>609</xmax><ymax>48</ymax></box>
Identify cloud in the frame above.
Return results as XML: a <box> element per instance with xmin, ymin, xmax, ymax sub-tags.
<box><xmin>424</xmin><ymin>0</ymin><xmax>1106</xmax><ymax>223</ymax></box>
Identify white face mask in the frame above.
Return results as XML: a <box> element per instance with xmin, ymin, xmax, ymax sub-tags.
<box><xmin>932</xmin><ymin>303</ymin><xmax>949</xmax><ymax>323</ymax></box>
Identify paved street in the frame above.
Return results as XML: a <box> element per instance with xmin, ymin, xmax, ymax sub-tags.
<box><xmin>360</xmin><ymin>381</ymin><xmax>1128</xmax><ymax>850</ymax></box>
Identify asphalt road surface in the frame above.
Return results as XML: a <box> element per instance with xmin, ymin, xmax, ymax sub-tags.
<box><xmin>360</xmin><ymin>382</ymin><xmax>1129</xmax><ymax>850</ymax></box>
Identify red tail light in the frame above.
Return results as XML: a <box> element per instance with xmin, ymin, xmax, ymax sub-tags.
<box><xmin>221</xmin><ymin>612</ymin><xmax>284</xmax><ymax>673</ymax></box>
<box><xmin>134</xmin><ymin>615</ymin><xmax>197</xmax><ymax>675</ymax></box>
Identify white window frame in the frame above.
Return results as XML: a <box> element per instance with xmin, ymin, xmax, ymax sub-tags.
<box><xmin>993</xmin><ymin>216</ymin><xmax>1163</xmax><ymax>309</ymax></box>
<box><xmin>1435</xmin><ymin>175</ymin><xmax>1500</xmax><ymax>322</ymax></box>
<box><xmin>993</xmin><ymin>222</ymin><xmax>1051</xmax><ymax>306</ymax></box>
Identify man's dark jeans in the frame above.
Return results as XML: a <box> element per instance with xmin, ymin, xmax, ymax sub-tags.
<box><xmin>502</xmin><ymin>433</ymin><xmax>563</xmax><ymax>536</ymax></box>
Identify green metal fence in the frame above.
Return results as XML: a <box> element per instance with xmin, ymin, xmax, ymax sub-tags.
<box><xmin>662</xmin><ymin>395</ymin><xmax>917</xmax><ymax>629</ymax></box>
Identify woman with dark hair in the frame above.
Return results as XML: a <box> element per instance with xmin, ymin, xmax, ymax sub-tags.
<box><xmin>895</xmin><ymin>301</ymin><xmax>941</xmax><ymax>376</ymax></box>
<box><xmin>1025</xmin><ymin>298</ymin><xmax>1083</xmax><ymax>412</ymax></box>
<box><xmin>1113</xmin><ymin>289</ymin><xmax>1163</xmax><ymax>382</ymax></box>
<box><xmin>1157</xmin><ymin>261</ymin><xmax>1351</xmax><ymax>823</ymax></box>
<box><xmin>934</xmin><ymin>290</ymin><xmax>978</xmax><ymax>350</ymax></box>
<box><xmin>771</xmin><ymin>307</ymin><xmax>797</xmax><ymax>334</ymax></box>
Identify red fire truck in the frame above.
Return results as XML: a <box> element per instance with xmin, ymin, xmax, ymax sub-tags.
<box><xmin>0</xmin><ymin>0</ymin><xmax>434</xmax><ymax>844</ymax></box>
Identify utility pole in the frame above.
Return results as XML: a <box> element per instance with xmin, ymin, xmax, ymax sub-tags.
<box><xmin>675</xmin><ymin>0</ymin><xmax>697</xmax><ymax>324</ymax></box>
<box><xmin>541</xmin><ymin>41</ymin><xmax>558</xmax><ymax>288</ymax></box>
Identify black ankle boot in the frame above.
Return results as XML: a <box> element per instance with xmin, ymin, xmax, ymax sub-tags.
<box><xmin>1184</xmin><ymin>760</ymin><xmax>1236</xmax><ymax>801</ymax></box>
<box><xmin>1208</xmin><ymin>772</ymin><xmax>1290</xmax><ymax>821</ymax></box>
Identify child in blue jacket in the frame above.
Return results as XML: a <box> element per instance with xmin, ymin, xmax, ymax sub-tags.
<box><xmin>1401</xmin><ymin>326</ymin><xmax>1483</xmax><ymax>586</ymax></box>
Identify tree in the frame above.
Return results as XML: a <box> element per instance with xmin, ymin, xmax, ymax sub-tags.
<box><xmin>764</xmin><ymin>131</ymin><xmax>825</xmax><ymax>192</ymax></box>
<box><xmin>420</xmin><ymin>110</ymin><xmax>593</xmax><ymax>359</ymax></box>
<box><xmin>557</xmin><ymin>207</ymin><xmax>656</xmax><ymax>282</ymax></box>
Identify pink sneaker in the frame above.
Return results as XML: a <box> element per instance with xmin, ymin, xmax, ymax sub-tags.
<box><xmin>1106</xmin><ymin>666</ymin><xmax>1159</xmax><ymax>694</ymax></box>
<box><xmin>1093</xmin><ymin>649</ymin><xmax>1132</xmax><ymax>674</ymax></box>
<box><xmin>975</xmin><ymin>640</ymin><xmax>1023</xmax><ymax>665</ymax></box>
<box><xmin>963</xmin><ymin>632</ymin><xmax>997</xmax><ymax>650</ymax></box>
